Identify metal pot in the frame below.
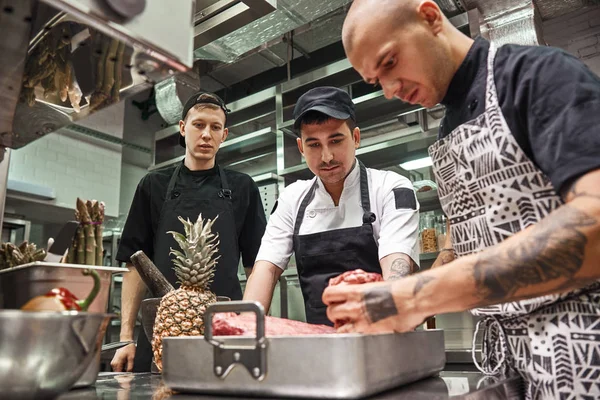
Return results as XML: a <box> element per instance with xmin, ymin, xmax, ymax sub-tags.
<box><xmin>0</xmin><ymin>310</ymin><xmax>113</xmax><ymax>400</ymax></box>
<box><xmin>0</xmin><ymin>262</ymin><xmax>127</xmax><ymax>388</ymax></box>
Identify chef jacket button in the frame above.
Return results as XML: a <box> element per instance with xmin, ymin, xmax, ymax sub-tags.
<box><xmin>307</xmin><ymin>210</ymin><xmax>316</xmax><ymax>218</ymax></box>
<box><xmin>172</xmin><ymin>191</ymin><xmax>180</xmax><ymax>198</ymax></box>
<box><xmin>468</xmin><ymin>99</ymin><xmax>478</xmax><ymax>111</ymax></box>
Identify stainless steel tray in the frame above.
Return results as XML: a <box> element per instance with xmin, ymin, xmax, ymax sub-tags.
<box><xmin>163</xmin><ymin>301</ymin><xmax>446</xmax><ymax>399</ymax></box>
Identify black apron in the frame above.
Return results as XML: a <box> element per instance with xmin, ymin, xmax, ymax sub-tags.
<box><xmin>292</xmin><ymin>161</ymin><xmax>381</xmax><ymax>326</ymax></box>
<box><xmin>133</xmin><ymin>162</ymin><xmax>242</xmax><ymax>372</ymax></box>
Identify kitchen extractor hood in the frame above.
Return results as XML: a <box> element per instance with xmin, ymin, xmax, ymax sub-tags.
<box><xmin>1</xmin><ymin>0</ymin><xmax>195</xmax><ymax>150</ymax></box>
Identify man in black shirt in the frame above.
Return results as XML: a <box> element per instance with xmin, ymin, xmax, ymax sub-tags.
<box><xmin>324</xmin><ymin>0</ymin><xmax>600</xmax><ymax>398</ymax></box>
<box><xmin>111</xmin><ymin>92</ymin><xmax>267</xmax><ymax>372</ymax></box>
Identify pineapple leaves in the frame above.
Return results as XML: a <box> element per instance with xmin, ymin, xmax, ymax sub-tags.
<box><xmin>167</xmin><ymin>231</ymin><xmax>188</xmax><ymax>250</ymax></box>
<box><xmin>168</xmin><ymin>213</ymin><xmax>221</xmax><ymax>289</ymax></box>
<box><xmin>169</xmin><ymin>249</ymin><xmax>186</xmax><ymax>260</ymax></box>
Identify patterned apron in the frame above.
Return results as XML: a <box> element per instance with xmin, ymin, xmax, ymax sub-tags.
<box><xmin>428</xmin><ymin>44</ymin><xmax>600</xmax><ymax>399</ymax></box>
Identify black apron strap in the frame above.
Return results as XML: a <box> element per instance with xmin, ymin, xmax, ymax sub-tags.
<box><xmin>293</xmin><ymin>179</ymin><xmax>318</xmax><ymax>236</ymax></box>
<box><xmin>166</xmin><ymin>162</ymin><xmax>183</xmax><ymax>199</ymax></box>
<box><xmin>357</xmin><ymin>160</ymin><xmax>376</xmax><ymax>224</ymax></box>
<box><xmin>217</xmin><ymin>165</ymin><xmax>239</xmax><ymax>255</ymax></box>
<box><xmin>358</xmin><ymin>160</ymin><xmax>370</xmax><ymax>212</ymax></box>
<box><xmin>217</xmin><ymin>165</ymin><xmax>232</xmax><ymax>199</ymax></box>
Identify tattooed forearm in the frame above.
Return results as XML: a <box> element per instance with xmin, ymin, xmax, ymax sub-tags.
<box><xmin>413</xmin><ymin>275</ymin><xmax>435</xmax><ymax>296</ymax></box>
<box><xmin>362</xmin><ymin>285</ymin><xmax>398</xmax><ymax>323</ymax></box>
<box><xmin>563</xmin><ymin>182</ymin><xmax>600</xmax><ymax>202</ymax></box>
<box><xmin>473</xmin><ymin>205</ymin><xmax>596</xmax><ymax>303</ymax></box>
<box><xmin>387</xmin><ymin>257</ymin><xmax>415</xmax><ymax>280</ymax></box>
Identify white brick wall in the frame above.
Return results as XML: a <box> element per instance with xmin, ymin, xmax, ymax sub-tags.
<box><xmin>76</xmin><ymin>102</ymin><xmax>125</xmax><ymax>139</ymax></box>
<box><xmin>8</xmin><ymin>131</ymin><xmax>122</xmax><ymax>217</ymax></box>
<box><xmin>543</xmin><ymin>5</ymin><xmax>600</xmax><ymax>75</ymax></box>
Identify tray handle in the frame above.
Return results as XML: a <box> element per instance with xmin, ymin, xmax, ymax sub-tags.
<box><xmin>203</xmin><ymin>301</ymin><xmax>268</xmax><ymax>381</ymax></box>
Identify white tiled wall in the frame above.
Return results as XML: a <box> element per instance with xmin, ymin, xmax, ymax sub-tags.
<box><xmin>8</xmin><ymin>131</ymin><xmax>122</xmax><ymax>217</ymax></box>
<box><xmin>77</xmin><ymin>102</ymin><xmax>125</xmax><ymax>139</ymax></box>
<box><xmin>543</xmin><ymin>5</ymin><xmax>600</xmax><ymax>75</ymax></box>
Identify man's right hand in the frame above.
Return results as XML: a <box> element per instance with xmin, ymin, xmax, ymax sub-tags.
<box><xmin>110</xmin><ymin>343</ymin><xmax>136</xmax><ymax>372</ymax></box>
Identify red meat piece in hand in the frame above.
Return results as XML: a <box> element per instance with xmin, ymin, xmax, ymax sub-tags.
<box><xmin>327</xmin><ymin>269</ymin><xmax>383</xmax><ymax>329</ymax></box>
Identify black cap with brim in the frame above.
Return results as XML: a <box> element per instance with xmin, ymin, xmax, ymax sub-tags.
<box><xmin>293</xmin><ymin>86</ymin><xmax>356</xmax><ymax>131</ymax></box>
<box><xmin>179</xmin><ymin>91</ymin><xmax>230</xmax><ymax>148</ymax></box>
<box><xmin>294</xmin><ymin>105</ymin><xmax>352</xmax><ymax>129</ymax></box>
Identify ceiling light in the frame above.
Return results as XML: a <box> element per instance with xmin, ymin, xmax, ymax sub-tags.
<box><xmin>399</xmin><ymin>156</ymin><xmax>433</xmax><ymax>170</ymax></box>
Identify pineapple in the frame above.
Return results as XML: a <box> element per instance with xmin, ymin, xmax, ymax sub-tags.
<box><xmin>152</xmin><ymin>214</ymin><xmax>220</xmax><ymax>371</ymax></box>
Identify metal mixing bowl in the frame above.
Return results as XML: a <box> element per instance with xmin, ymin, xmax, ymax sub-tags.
<box><xmin>0</xmin><ymin>310</ymin><xmax>113</xmax><ymax>400</ymax></box>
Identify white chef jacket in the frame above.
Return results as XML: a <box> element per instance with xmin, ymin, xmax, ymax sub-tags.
<box><xmin>256</xmin><ymin>160</ymin><xmax>420</xmax><ymax>270</ymax></box>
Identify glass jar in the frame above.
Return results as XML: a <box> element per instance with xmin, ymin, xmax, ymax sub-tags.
<box><xmin>421</xmin><ymin>214</ymin><xmax>438</xmax><ymax>253</ymax></box>
<box><xmin>437</xmin><ymin>215</ymin><xmax>447</xmax><ymax>251</ymax></box>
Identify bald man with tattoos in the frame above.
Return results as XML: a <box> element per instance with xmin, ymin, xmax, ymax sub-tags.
<box><xmin>324</xmin><ymin>0</ymin><xmax>600</xmax><ymax>398</ymax></box>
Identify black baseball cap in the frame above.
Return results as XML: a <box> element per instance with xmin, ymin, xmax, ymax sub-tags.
<box><xmin>293</xmin><ymin>86</ymin><xmax>356</xmax><ymax>131</ymax></box>
<box><xmin>179</xmin><ymin>91</ymin><xmax>230</xmax><ymax>147</ymax></box>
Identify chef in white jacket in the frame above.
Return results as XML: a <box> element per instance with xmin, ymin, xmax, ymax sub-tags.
<box><xmin>243</xmin><ymin>86</ymin><xmax>420</xmax><ymax>325</ymax></box>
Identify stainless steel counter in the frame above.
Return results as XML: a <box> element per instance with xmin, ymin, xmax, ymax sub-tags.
<box><xmin>58</xmin><ymin>371</ymin><xmax>522</xmax><ymax>400</ymax></box>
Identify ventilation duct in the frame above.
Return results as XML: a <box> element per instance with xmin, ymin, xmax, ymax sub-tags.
<box><xmin>464</xmin><ymin>0</ymin><xmax>543</xmax><ymax>46</ymax></box>
<box><xmin>534</xmin><ymin>0</ymin><xmax>596</xmax><ymax>20</ymax></box>
<box><xmin>194</xmin><ymin>0</ymin><xmax>353</xmax><ymax>62</ymax></box>
<box><xmin>469</xmin><ymin>2</ymin><xmax>543</xmax><ymax>46</ymax></box>
<box><xmin>155</xmin><ymin>72</ymin><xmax>201</xmax><ymax>126</ymax></box>
<box><xmin>195</xmin><ymin>0</ymin><xmax>469</xmax><ymax>63</ymax></box>
<box><xmin>194</xmin><ymin>0</ymin><xmax>278</xmax><ymax>49</ymax></box>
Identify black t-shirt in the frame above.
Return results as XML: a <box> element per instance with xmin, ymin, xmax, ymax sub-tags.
<box><xmin>440</xmin><ymin>37</ymin><xmax>600</xmax><ymax>194</ymax></box>
<box><xmin>116</xmin><ymin>162</ymin><xmax>267</xmax><ymax>268</ymax></box>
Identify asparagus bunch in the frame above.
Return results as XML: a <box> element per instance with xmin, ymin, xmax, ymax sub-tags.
<box><xmin>0</xmin><ymin>241</ymin><xmax>46</xmax><ymax>271</ymax></box>
<box><xmin>66</xmin><ymin>198</ymin><xmax>105</xmax><ymax>265</ymax></box>
<box><xmin>21</xmin><ymin>24</ymin><xmax>82</xmax><ymax>111</ymax></box>
<box><xmin>89</xmin><ymin>31</ymin><xmax>126</xmax><ymax>111</ymax></box>
<box><xmin>91</xmin><ymin>200</ymin><xmax>105</xmax><ymax>266</ymax></box>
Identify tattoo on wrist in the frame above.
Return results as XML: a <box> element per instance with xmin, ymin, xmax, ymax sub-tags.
<box><xmin>413</xmin><ymin>275</ymin><xmax>435</xmax><ymax>296</ymax></box>
<box><xmin>362</xmin><ymin>284</ymin><xmax>398</xmax><ymax>323</ymax></box>
<box><xmin>473</xmin><ymin>205</ymin><xmax>596</xmax><ymax>303</ymax></box>
<box><xmin>388</xmin><ymin>257</ymin><xmax>414</xmax><ymax>280</ymax></box>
